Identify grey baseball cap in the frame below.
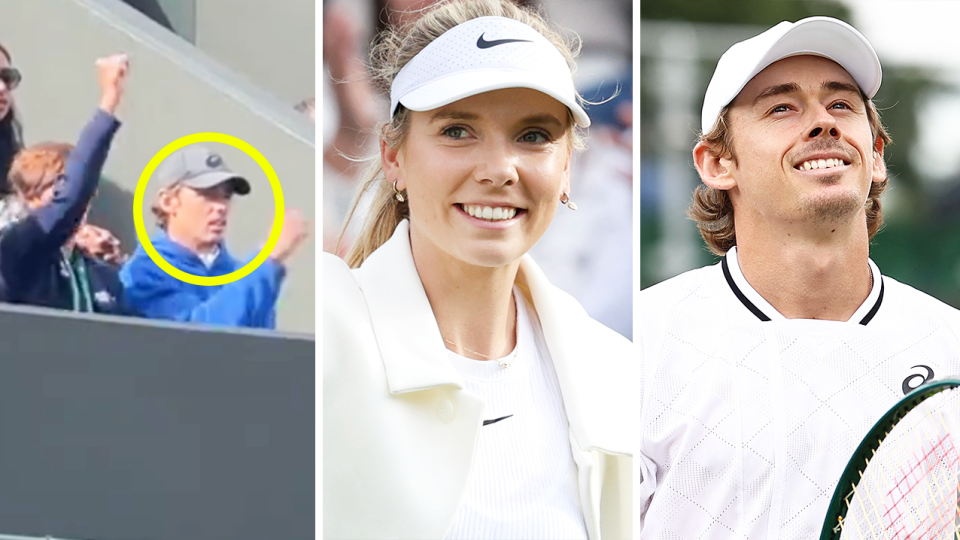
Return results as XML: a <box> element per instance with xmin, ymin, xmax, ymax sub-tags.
<box><xmin>155</xmin><ymin>145</ymin><xmax>251</xmax><ymax>195</ymax></box>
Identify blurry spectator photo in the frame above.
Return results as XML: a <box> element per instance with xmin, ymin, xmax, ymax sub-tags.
<box><xmin>0</xmin><ymin>3</ymin><xmax>315</xmax><ymax>540</ymax></box>
<box><xmin>120</xmin><ymin>144</ymin><xmax>309</xmax><ymax>329</ymax></box>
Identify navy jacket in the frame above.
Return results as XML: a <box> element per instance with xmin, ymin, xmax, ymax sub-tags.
<box><xmin>121</xmin><ymin>233</ymin><xmax>285</xmax><ymax>328</ymax></box>
<box><xmin>0</xmin><ymin>109</ymin><xmax>130</xmax><ymax>315</ymax></box>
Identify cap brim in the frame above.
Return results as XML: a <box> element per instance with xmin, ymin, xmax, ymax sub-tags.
<box><xmin>399</xmin><ymin>70</ymin><xmax>591</xmax><ymax>128</ymax></box>
<box><xmin>756</xmin><ymin>18</ymin><xmax>881</xmax><ymax>98</ymax></box>
<box><xmin>701</xmin><ymin>17</ymin><xmax>881</xmax><ymax>134</ymax></box>
<box><xmin>183</xmin><ymin>172</ymin><xmax>251</xmax><ymax>196</ymax></box>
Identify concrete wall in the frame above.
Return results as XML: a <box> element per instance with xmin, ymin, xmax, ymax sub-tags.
<box><xmin>194</xmin><ymin>0</ymin><xmax>315</xmax><ymax>106</ymax></box>
<box><xmin>0</xmin><ymin>0</ymin><xmax>316</xmax><ymax>333</ymax></box>
<box><xmin>120</xmin><ymin>0</ymin><xmax>314</xmax><ymax>105</ymax></box>
<box><xmin>0</xmin><ymin>303</ymin><xmax>314</xmax><ymax>540</ymax></box>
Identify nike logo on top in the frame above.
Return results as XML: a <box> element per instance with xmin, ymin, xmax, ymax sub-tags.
<box><xmin>476</xmin><ymin>34</ymin><xmax>533</xmax><ymax>49</ymax></box>
<box><xmin>482</xmin><ymin>414</ymin><xmax>513</xmax><ymax>426</ymax></box>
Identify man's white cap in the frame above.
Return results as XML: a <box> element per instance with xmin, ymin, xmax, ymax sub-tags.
<box><xmin>391</xmin><ymin>16</ymin><xmax>590</xmax><ymax>128</ymax></box>
<box><xmin>701</xmin><ymin>16</ymin><xmax>881</xmax><ymax>134</ymax></box>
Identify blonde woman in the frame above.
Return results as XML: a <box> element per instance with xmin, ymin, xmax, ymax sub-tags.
<box><xmin>323</xmin><ymin>1</ymin><xmax>634</xmax><ymax>538</ymax></box>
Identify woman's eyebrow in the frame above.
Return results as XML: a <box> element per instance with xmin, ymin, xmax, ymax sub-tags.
<box><xmin>429</xmin><ymin>110</ymin><xmax>479</xmax><ymax>122</ymax></box>
<box><xmin>518</xmin><ymin>114</ymin><xmax>564</xmax><ymax>129</ymax></box>
<box><xmin>427</xmin><ymin>111</ymin><xmax>564</xmax><ymax>129</ymax></box>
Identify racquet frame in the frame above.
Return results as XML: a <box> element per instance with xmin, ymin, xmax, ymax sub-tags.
<box><xmin>820</xmin><ymin>378</ymin><xmax>960</xmax><ymax>539</ymax></box>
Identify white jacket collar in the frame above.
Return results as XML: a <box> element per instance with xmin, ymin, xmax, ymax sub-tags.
<box><xmin>355</xmin><ymin>220</ymin><xmax>633</xmax><ymax>456</ymax></box>
<box><xmin>518</xmin><ymin>258</ymin><xmax>634</xmax><ymax>456</ymax></box>
<box><xmin>354</xmin><ymin>221</ymin><xmax>464</xmax><ymax>394</ymax></box>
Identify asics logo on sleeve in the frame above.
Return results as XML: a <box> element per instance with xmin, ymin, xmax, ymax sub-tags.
<box><xmin>902</xmin><ymin>365</ymin><xmax>935</xmax><ymax>396</ymax></box>
<box><xmin>477</xmin><ymin>34</ymin><xmax>533</xmax><ymax>49</ymax></box>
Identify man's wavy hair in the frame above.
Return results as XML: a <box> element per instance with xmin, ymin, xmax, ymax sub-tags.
<box><xmin>689</xmin><ymin>91</ymin><xmax>893</xmax><ymax>256</ymax></box>
<box><xmin>8</xmin><ymin>141</ymin><xmax>73</xmax><ymax>200</ymax></box>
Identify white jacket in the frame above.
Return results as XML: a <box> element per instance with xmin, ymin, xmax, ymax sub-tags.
<box><xmin>323</xmin><ymin>221</ymin><xmax>635</xmax><ymax>540</ymax></box>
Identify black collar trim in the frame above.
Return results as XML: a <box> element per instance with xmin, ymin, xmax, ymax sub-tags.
<box><xmin>857</xmin><ymin>278</ymin><xmax>884</xmax><ymax>326</ymax></box>
<box><xmin>721</xmin><ymin>253</ymin><xmax>884</xmax><ymax>325</ymax></box>
<box><xmin>721</xmin><ymin>256</ymin><xmax>771</xmax><ymax>322</ymax></box>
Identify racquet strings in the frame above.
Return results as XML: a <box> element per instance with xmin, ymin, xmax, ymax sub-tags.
<box><xmin>837</xmin><ymin>387</ymin><xmax>960</xmax><ymax>539</ymax></box>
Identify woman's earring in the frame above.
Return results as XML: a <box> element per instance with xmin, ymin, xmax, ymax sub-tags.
<box><xmin>393</xmin><ymin>181</ymin><xmax>406</xmax><ymax>203</ymax></box>
<box><xmin>560</xmin><ymin>192</ymin><xmax>577</xmax><ymax>210</ymax></box>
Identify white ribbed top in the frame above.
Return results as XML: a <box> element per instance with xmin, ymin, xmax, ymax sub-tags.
<box><xmin>444</xmin><ymin>288</ymin><xmax>587</xmax><ymax>540</ymax></box>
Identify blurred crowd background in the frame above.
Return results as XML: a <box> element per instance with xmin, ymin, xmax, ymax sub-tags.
<box><xmin>641</xmin><ymin>0</ymin><xmax>960</xmax><ymax>309</ymax></box>
<box><xmin>322</xmin><ymin>0</ymin><xmax>635</xmax><ymax>338</ymax></box>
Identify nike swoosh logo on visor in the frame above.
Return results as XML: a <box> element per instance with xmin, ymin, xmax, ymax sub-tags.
<box><xmin>477</xmin><ymin>34</ymin><xmax>533</xmax><ymax>49</ymax></box>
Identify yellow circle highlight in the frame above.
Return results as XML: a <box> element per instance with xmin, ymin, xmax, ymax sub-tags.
<box><xmin>133</xmin><ymin>133</ymin><xmax>284</xmax><ymax>286</ymax></box>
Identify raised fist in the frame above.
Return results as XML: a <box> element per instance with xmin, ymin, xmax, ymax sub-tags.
<box><xmin>270</xmin><ymin>209</ymin><xmax>310</xmax><ymax>264</ymax></box>
<box><xmin>95</xmin><ymin>53</ymin><xmax>129</xmax><ymax>114</ymax></box>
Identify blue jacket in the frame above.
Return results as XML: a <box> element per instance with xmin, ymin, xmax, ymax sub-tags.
<box><xmin>0</xmin><ymin>108</ymin><xmax>132</xmax><ymax>315</ymax></box>
<box><xmin>120</xmin><ymin>233</ymin><xmax>286</xmax><ymax>329</ymax></box>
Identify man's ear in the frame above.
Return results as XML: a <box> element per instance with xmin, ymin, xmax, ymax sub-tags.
<box><xmin>693</xmin><ymin>141</ymin><xmax>738</xmax><ymax>191</ymax></box>
<box><xmin>872</xmin><ymin>135</ymin><xmax>887</xmax><ymax>184</ymax></box>
<box><xmin>381</xmin><ymin>139</ymin><xmax>404</xmax><ymax>191</ymax></box>
<box><xmin>157</xmin><ymin>187</ymin><xmax>179</xmax><ymax>214</ymax></box>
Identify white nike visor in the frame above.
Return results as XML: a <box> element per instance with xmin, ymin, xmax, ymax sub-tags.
<box><xmin>390</xmin><ymin>16</ymin><xmax>591</xmax><ymax>128</ymax></box>
<box><xmin>701</xmin><ymin>16</ymin><xmax>882</xmax><ymax>134</ymax></box>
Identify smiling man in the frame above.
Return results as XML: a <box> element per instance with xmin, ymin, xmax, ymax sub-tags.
<box><xmin>637</xmin><ymin>17</ymin><xmax>960</xmax><ymax>538</ymax></box>
<box><xmin>121</xmin><ymin>144</ymin><xmax>308</xmax><ymax>329</ymax></box>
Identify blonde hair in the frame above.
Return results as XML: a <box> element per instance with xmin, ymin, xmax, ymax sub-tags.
<box><xmin>337</xmin><ymin>0</ymin><xmax>586</xmax><ymax>268</ymax></box>
<box><xmin>689</xmin><ymin>93</ymin><xmax>893</xmax><ymax>256</ymax></box>
<box><xmin>151</xmin><ymin>184</ymin><xmax>182</xmax><ymax>230</ymax></box>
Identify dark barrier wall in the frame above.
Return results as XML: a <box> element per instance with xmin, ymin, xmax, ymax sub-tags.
<box><xmin>0</xmin><ymin>0</ymin><xmax>316</xmax><ymax>334</ymax></box>
<box><xmin>0</xmin><ymin>305</ymin><xmax>314</xmax><ymax>540</ymax></box>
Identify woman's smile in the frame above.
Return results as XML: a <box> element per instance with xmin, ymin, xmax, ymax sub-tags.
<box><xmin>457</xmin><ymin>202</ymin><xmax>526</xmax><ymax>231</ymax></box>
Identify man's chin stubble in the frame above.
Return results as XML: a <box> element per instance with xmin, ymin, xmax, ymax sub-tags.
<box><xmin>799</xmin><ymin>189</ymin><xmax>864</xmax><ymax>227</ymax></box>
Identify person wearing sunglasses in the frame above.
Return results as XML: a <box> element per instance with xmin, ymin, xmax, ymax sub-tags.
<box><xmin>0</xmin><ymin>54</ymin><xmax>133</xmax><ymax>315</ymax></box>
<box><xmin>0</xmin><ymin>42</ymin><xmax>24</xmax><ymax>194</ymax></box>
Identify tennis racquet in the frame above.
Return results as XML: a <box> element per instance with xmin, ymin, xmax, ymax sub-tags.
<box><xmin>821</xmin><ymin>377</ymin><xmax>960</xmax><ymax>539</ymax></box>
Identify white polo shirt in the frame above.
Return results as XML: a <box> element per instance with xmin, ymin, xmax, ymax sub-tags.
<box><xmin>638</xmin><ymin>247</ymin><xmax>960</xmax><ymax>539</ymax></box>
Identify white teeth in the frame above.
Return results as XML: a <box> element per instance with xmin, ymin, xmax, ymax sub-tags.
<box><xmin>799</xmin><ymin>158</ymin><xmax>847</xmax><ymax>171</ymax></box>
<box><xmin>462</xmin><ymin>204</ymin><xmax>518</xmax><ymax>221</ymax></box>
